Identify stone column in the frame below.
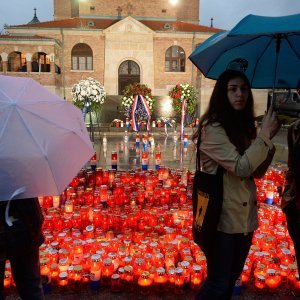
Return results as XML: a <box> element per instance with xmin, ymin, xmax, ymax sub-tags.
<box><xmin>1</xmin><ymin>53</ymin><xmax>8</xmax><ymax>74</ymax></box>
<box><xmin>26</xmin><ymin>53</ymin><xmax>32</xmax><ymax>73</ymax></box>
<box><xmin>2</xmin><ymin>61</ymin><xmax>7</xmax><ymax>74</ymax></box>
<box><xmin>50</xmin><ymin>53</ymin><xmax>55</xmax><ymax>73</ymax></box>
<box><xmin>27</xmin><ymin>60</ymin><xmax>32</xmax><ymax>73</ymax></box>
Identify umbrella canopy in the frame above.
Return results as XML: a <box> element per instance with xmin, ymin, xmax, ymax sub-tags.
<box><xmin>189</xmin><ymin>13</ymin><xmax>300</xmax><ymax>89</ymax></box>
<box><xmin>0</xmin><ymin>75</ymin><xmax>95</xmax><ymax>200</ymax></box>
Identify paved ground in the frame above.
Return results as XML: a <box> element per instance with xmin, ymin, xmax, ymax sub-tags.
<box><xmin>91</xmin><ymin>126</ymin><xmax>288</xmax><ymax>172</ymax></box>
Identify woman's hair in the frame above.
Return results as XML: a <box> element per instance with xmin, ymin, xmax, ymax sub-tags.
<box><xmin>193</xmin><ymin>69</ymin><xmax>256</xmax><ymax>154</ymax></box>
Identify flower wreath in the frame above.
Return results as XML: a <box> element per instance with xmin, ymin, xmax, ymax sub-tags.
<box><xmin>121</xmin><ymin>83</ymin><xmax>155</xmax><ymax>120</ymax></box>
<box><xmin>71</xmin><ymin>77</ymin><xmax>106</xmax><ymax>113</ymax></box>
<box><xmin>169</xmin><ymin>83</ymin><xmax>197</xmax><ymax>117</ymax></box>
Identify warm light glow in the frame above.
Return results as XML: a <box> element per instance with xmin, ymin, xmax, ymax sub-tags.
<box><xmin>169</xmin><ymin>0</ymin><xmax>178</xmax><ymax>5</ymax></box>
<box><xmin>161</xmin><ymin>97</ymin><xmax>173</xmax><ymax>114</ymax></box>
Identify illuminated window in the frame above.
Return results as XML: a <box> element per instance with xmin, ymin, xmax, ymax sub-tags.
<box><xmin>7</xmin><ymin>51</ymin><xmax>27</xmax><ymax>72</ymax></box>
<box><xmin>31</xmin><ymin>52</ymin><xmax>50</xmax><ymax>72</ymax></box>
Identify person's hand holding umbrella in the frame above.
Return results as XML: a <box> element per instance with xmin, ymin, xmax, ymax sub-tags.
<box><xmin>260</xmin><ymin>107</ymin><xmax>281</xmax><ymax>140</ymax></box>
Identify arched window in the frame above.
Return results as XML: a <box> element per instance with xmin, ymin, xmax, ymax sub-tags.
<box><xmin>7</xmin><ymin>51</ymin><xmax>27</xmax><ymax>72</ymax></box>
<box><xmin>31</xmin><ymin>52</ymin><xmax>50</xmax><ymax>72</ymax></box>
<box><xmin>165</xmin><ymin>46</ymin><xmax>185</xmax><ymax>72</ymax></box>
<box><xmin>0</xmin><ymin>56</ymin><xmax>3</xmax><ymax>72</ymax></box>
<box><xmin>118</xmin><ymin>60</ymin><xmax>140</xmax><ymax>95</ymax></box>
<box><xmin>71</xmin><ymin>43</ymin><xmax>93</xmax><ymax>70</ymax></box>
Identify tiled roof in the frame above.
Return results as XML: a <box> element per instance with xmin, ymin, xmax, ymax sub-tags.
<box><xmin>7</xmin><ymin>17</ymin><xmax>222</xmax><ymax>33</ymax></box>
<box><xmin>0</xmin><ymin>35</ymin><xmax>54</xmax><ymax>40</ymax></box>
<box><xmin>141</xmin><ymin>20</ymin><xmax>221</xmax><ymax>33</ymax></box>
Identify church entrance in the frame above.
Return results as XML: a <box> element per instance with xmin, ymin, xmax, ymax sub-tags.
<box><xmin>118</xmin><ymin>60</ymin><xmax>140</xmax><ymax>95</ymax></box>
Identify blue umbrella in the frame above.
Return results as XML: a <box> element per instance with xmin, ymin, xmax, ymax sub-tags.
<box><xmin>189</xmin><ymin>13</ymin><xmax>300</xmax><ymax>89</ymax></box>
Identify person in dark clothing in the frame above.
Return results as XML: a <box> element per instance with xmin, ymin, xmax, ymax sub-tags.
<box><xmin>282</xmin><ymin>119</ymin><xmax>300</xmax><ymax>275</ymax></box>
<box><xmin>0</xmin><ymin>198</ymin><xmax>44</xmax><ymax>300</ymax></box>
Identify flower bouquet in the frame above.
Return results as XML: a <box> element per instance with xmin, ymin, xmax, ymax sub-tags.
<box><xmin>121</xmin><ymin>83</ymin><xmax>155</xmax><ymax>121</ymax></box>
<box><xmin>169</xmin><ymin>83</ymin><xmax>197</xmax><ymax>117</ymax></box>
<box><xmin>71</xmin><ymin>77</ymin><xmax>106</xmax><ymax>113</ymax></box>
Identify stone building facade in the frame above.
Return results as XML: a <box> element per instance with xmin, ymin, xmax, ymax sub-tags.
<box><xmin>0</xmin><ymin>0</ymin><xmax>267</xmax><ymax>121</ymax></box>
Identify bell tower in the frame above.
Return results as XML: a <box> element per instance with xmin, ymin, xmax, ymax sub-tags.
<box><xmin>53</xmin><ymin>0</ymin><xmax>200</xmax><ymax>24</ymax></box>
<box><xmin>54</xmin><ymin>0</ymin><xmax>79</xmax><ymax>19</ymax></box>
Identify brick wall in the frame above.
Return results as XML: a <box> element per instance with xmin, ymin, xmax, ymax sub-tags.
<box><xmin>54</xmin><ymin>0</ymin><xmax>72</xmax><ymax>19</ymax></box>
<box><xmin>55</xmin><ymin>0</ymin><xmax>199</xmax><ymax>23</ymax></box>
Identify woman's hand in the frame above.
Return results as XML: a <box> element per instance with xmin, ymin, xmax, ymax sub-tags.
<box><xmin>260</xmin><ymin>107</ymin><xmax>281</xmax><ymax>140</ymax></box>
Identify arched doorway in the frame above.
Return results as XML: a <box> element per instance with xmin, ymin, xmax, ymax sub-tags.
<box><xmin>118</xmin><ymin>60</ymin><xmax>140</xmax><ymax>95</ymax></box>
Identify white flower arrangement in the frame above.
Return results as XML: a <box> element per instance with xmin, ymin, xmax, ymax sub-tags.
<box><xmin>71</xmin><ymin>77</ymin><xmax>106</xmax><ymax>112</ymax></box>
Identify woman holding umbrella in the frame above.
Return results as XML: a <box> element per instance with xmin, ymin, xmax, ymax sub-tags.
<box><xmin>193</xmin><ymin>69</ymin><xmax>280</xmax><ymax>300</ymax></box>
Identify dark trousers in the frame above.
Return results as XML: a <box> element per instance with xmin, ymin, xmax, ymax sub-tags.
<box><xmin>0</xmin><ymin>199</ymin><xmax>44</xmax><ymax>300</ymax></box>
<box><xmin>195</xmin><ymin>231</ymin><xmax>253</xmax><ymax>300</ymax></box>
<box><xmin>0</xmin><ymin>246</ymin><xmax>43</xmax><ymax>300</ymax></box>
<box><xmin>285</xmin><ymin>201</ymin><xmax>300</xmax><ymax>275</ymax></box>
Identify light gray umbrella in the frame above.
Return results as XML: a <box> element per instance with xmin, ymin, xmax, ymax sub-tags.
<box><xmin>0</xmin><ymin>75</ymin><xmax>94</xmax><ymax>200</ymax></box>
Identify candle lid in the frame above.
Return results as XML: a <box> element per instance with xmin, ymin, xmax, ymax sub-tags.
<box><xmin>111</xmin><ymin>274</ymin><xmax>120</xmax><ymax>280</ymax></box>
<box><xmin>156</xmin><ymin>267</ymin><xmax>166</xmax><ymax>274</ymax></box>
<box><xmin>59</xmin><ymin>271</ymin><xmax>68</xmax><ymax>279</ymax></box>
<box><xmin>144</xmin><ymin>253</ymin><xmax>152</xmax><ymax>259</ymax></box>
<box><xmin>59</xmin><ymin>258</ymin><xmax>68</xmax><ymax>265</ymax></box>
<box><xmin>180</xmin><ymin>261</ymin><xmax>190</xmax><ymax>268</ymax></box>
<box><xmin>124</xmin><ymin>266</ymin><xmax>133</xmax><ymax>273</ymax></box>
<box><xmin>141</xmin><ymin>271</ymin><xmax>150</xmax><ymax>279</ymax></box>
<box><xmin>50</xmin><ymin>263</ymin><xmax>58</xmax><ymax>269</ymax></box>
<box><xmin>40</xmin><ymin>257</ymin><xmax>49</xmax><ymax>265</ymax></box>
<box><xmin>108</xmin><ymin>252</ymin><xmax>117</xmax><ymax>259</ymax></box>
<box><xmin>280</xmin><ymin>264</ymin><xmax>288</xmax><ymax>270</ymax></box>
<box><xmin>103</xmin><ymin>258</ymin><xmax>112</xmax><ymax>265</ymax></box>
<box><xmin>256</xmin><ymin>275</ymin><xmax>265</xmax><ymax>281</ymax></box>
<box><xmin>91</xmin><ymin>254</ymin><xmax>101</xmax><ymax>262</ymax></box>
<box><xmin>74</xmin><ymin>265</ymin><xmax>83</xmax><ymax>272</ymax></box>
<box><xmin>124</xmin><ymin>256</ymin><xmax>132</xmax><ymax>263</ymax></box>
<box><xmin>192</xmin><ymin>265</ymin><xmax>201</xmax><ymax>272</ymax></box>
<box><xmin>86</xmin><ymin>225</ymin><xmax>94</xmax><ymax>232</ymax></box>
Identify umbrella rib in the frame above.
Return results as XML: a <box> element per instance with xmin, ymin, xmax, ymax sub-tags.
<box><xmin>0</xmin><ymin>107</ymin><xmax>13</xmax><ymax>141</ymax></box>
<box><xmin>0</xmin><ymin>87</ymin><xmax>15</xmax><ymax>103</ymax></box>
<box><xmin>14</xmin><ymin>78</ymin><xmax>32</xmax><ymax>103</ymax></box>
<box><xmin>15</xmin><ymin>107</ymin><xmax>60</xmax><ymax>192</ymax></box>
<box><xmin>250</xmin><ymin>37</ymin><xmax>274</xmax><ymax>87</ymax></box>
<box><xmin>286</xmin><ymin>34</ymin><xmax>300</xmax><ymax>60</ymax></box>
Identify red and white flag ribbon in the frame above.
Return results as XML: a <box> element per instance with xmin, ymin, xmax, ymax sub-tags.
<box><xmin>131</xmin><ymin>95</ymin><xmax>151</xmax><ymax>132</ymax></box>
<box><xmin>180</xmin><ymin>98</ymin><xmax>187</xmax><ymax>140</ymax></box>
